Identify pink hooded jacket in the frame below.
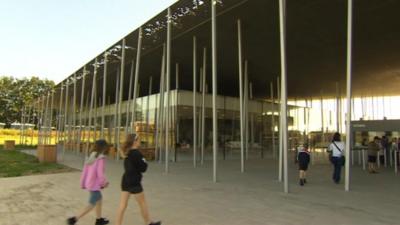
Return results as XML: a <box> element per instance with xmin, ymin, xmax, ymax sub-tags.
<box><xmin>80</xmin><ymin>152</ymin><xmax>108</xmax><ymax>191</ymax></box>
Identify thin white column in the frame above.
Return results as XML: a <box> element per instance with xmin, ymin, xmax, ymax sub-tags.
<box><xmin>113</xmin><ymin>69</ymin><xmax>120</xmax><ymax>148</ymax></box>
<box><xmin>49</xmin><ymin>91</ymin><xmax>54</xmax><ymax>145</ymax></box>
<box><xmin>237</xmin><ymin>19</ymin><xmax>245</xmax><ymax>172</ymax></box>
<box><xmin>63</xmin><ymin>79</ymin><xmax>70</xmax><ymax>156</ymax></box>
<box><xmin>101</xmin><ymin>53</ymin><xmax>108</xmax><ymax>138</ymax></box>
<box><xmin>201</xmin><ymin>48</ymin><xmax>207</xmax><ymax>165</ymax></box>
<box><xmin>116</xmin><ymin>40</ymin><xmax>126</xmax><ymax>160</ymax></box>
<box><xmin>336</xmin><ymin>82</ymin><xmax>340</xmax><ymax>131</ymax></box>
<box><xmin>175</xmin><ymin>63</ymin><xmax>179</xmax><ymax>162</ymax></box>
<box><xmin>87</xmin><ymin>60</ymin><xmax>98</xmax><ymax>157</ymax></box>
<box><xmin>126</xmin><ymin>61</ymin><xmax>135</xmax><ymax>134</ymax></box>
<box><xmin>146</xmin><ymin>76</ymin><xmax>152</xmax><ymax>147</ymax></box>
<box><xmin>72</xmin><ymin>73</ymin><xmax>77</xmax><ymax>151</ymax></box>
<box><xmin>279</xmin><ymin>0</ymin><xmax>289</xmax><ymax>193</ymax></box>
<box><xmin>278</xmin><ymin>76</ymin><xmax>282</xmax><ymax>181</ymax></box>
<box><xmin>198</xmin><ymin>68</ymin><xmax>203</xmax><ymax>162</ymax></box>
<box><xmin>78</xmin><ymin>68</ymin><xmax>86</xmax><ymax>153</ymax></box>
<box><xmin>165</xmin><ymin>9</ymin><xmax>172</xmax><ymax>173</ymax></box>
<box><xmin>19</xmin><ymin>107</ymin><xmax>23</xmax><ymax>145</ymax></box>
<box><xmin>57</xmin><ymin>84</ymin><xmax>64</xmax><ymax>143</ymax></box>
<box><xmin>44</xmin><ymin>93</ymin><xmax>50</xmax><ymax>144</ymax></box>
<box><xmin>193</xmin><ymin>36</ymin><xmax>197</xmax><ymax>168</ymax></box>
<box><xmin>131</xmin><ymin>27</ymin><xmax>143</xmax><ymax>132</ymax></box>
<box><xmin>270</xmin><ymin>82</ymin><xmax>276</xmax><ymax>159</ymax></box>
<box><xmin>320</xmin><ymin>90</ymin><xmax>324</xmax><ymax>143</ymax></box>
<box><xmin>345</xmin><ymin>0</ymin><xmax>353</xmax><ymax>192</ymax></box>
<box><xmin>156</xmin><ymin>44</ymin><xmax>166</xmax><ymax>163</ymax></box>
<box><xmin>244</xmin><ymin>60</ymin><xmax>249</xmax><ymax>160</ymax></box>
<box><xmin>211</xmin><ymin>0</ymin><xmax>218</xmax><ymax>182</ymax></box>
<box><xmin>250</xmin><ymin>82</ymin><xmax>254</xmax><ymax>153</ymax></box>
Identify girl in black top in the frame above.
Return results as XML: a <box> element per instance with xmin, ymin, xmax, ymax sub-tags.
<box><xmin>115</xmin><ymin>134</ymin><xmax>161</xmax><ymax>225</ymax></box>
<box><xmin>297</xmin><ymin>143</ymin><xmax>310</xmax><ymax>186</ymax></box>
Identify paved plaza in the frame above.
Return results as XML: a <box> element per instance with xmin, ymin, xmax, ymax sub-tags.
<box><xmin>0</xmin><ymin>149</ymin><xmax>399</xmax><ymax>225</ymax></box>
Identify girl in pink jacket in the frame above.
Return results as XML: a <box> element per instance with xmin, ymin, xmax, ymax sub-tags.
<box><xmin>67</xmin><ymin>139</ymin><xmax>110</xmax><ymax>225</ymax></box>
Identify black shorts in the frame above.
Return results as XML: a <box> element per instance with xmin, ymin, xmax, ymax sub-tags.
<box><xmin>122</xmin><ymin>184</ymin><xmax>143</xmax><ymax>194</ymax></box>
<box><xmin>299</xmin><ymin>162</ymin><xmax>309</xmax><ymax>171</ymax></box>
<box><xmin>368</xmin><ymin>155</ymin><xmax>377</xmax><ymax>163</ymax></box>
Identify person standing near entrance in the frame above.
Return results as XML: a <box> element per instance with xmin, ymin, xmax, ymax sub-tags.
<box><xmin>328</xmin><ymin>132</ymin><xmax>345</xmax><ymax>184</ymax></box>
<box><xmin>368</xmin><ymin>136</ymin><xmax>380</xmax><ymax>173</ymax></box>
<box><xmin>114</xmin><ymin>134</ymin><xmax>161</xmax><ymax>225</ymax></box>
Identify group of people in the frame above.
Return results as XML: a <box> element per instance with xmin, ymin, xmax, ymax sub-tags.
<box><xmin>366</xmin><ymin>135</ymin><xmax>400</xmax><ymax>173</ymax></box>
<box><xmin>295</xmin><ymin>132</ymin><xmax>345</xmax><ymax>186</ymax></box>
<box><xmin>66</xmin><ymin>134</ymin><xmax>161</xmax><ymax>225</ymax></box>
<box><xmin>296</xmin><ymin>132</ymin><xmax>400</xmax><ymax>186</ymax></box>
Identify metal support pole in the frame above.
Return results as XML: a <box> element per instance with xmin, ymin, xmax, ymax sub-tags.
<box><xmin>113</xmin><ymin>68</ymin><xmax>120</xmax><ymax>151</ymax></box>
<box><xmin>271</xmin><ymin>82</ymin><xmax>276</xmax><ymax>160</ymax></box>
<box><xmin>201</xmin><ymin>48</ymin><xmax>206</xmax><ymax>165</ymax></box>
<box><xmin>336</xmin><ymin>82</ymin><xmax>340</xmax><ymax>131</ymax></box>
<box><xmin>78</xmin><ymin>68</ymin><xmax>86</xmax><ymax>154</ymax></box>
<box><xmin>26</xmin><ymin>107</ymin><xmax>31</xmax><ymax>145</ymax></box>
<box><xmin>117</xmin><ymin>39</ymin><xmax>126</xmax><ymax>160</ymax></box>
<box><xmin>193</xmin><ymin>36</ymin><xmax>197</xmax><ymax>168</ymax></box>
<box><xmin>345</xmin><ymin>0</ymin><xmax>353</xmax><ymax>192</ymax></box>
<box><xmin>278</xmin><ymin>76</ymin><xmax>282</xmax><ymax>181</ymax></box>
<box><xmin>156</xmin><ymin>44</ymin><xmax>166</xmax><ymax>162</ymax></box>
<box><xmin>49</xmin><ymin>91</ymin><xmax>54</xmax><ymax>145</ymax></box>
<box><xmin>101</xmin><ymin>53</ymin><xmax>108</xmax><ymax>138</ymax></box>
<box><xmin>211</xmin><ymin>0</ymin><xmax>218</xmax><ymax>182</ymax></box>
<box><xmin>198</xmin><ymin>68</ymin><xmax>203</xmax><ymax>162</ymax></box>
<box><xmin>63</xmin><ymin>79</ymin><xmax>70</xmax><ymax>157</ymax></box>
<box><xmin>131</xmin><ymin>27</ymin><xmax>143</xmax><ymax>132</ymax></box>
<box><xmin>244</xmin><ymin>60</ymin><xmax>249</xmax><ymax>160</ymax></box>
<box><xmin>125</xmin><ymin>61</ymin><xmax>134</xmax><ymax>135</ymax></box>
<box><xmin>72</xmin><ymin>73</ymin><xmax>77</xmax><ymax>152</ymax></box>
<box><xmin>40</xmin><ymin>97</ymin><xmax>46</xmax><ymax>145</ymax></box>
<box><xmin>250</xmin><ymin>82</ymin><xmax>254</xmax><ymax>154</ymax></box>
<box><xmin>57</xmin><ymin>84</ymin><xmax>64</xmax><ymax>143</ymax></box>
<box><xmin>174</xmin><ymin>63</ymin><xmax>179</xmax><ymax>162</ymax></box>
<box><xmin>320</xmin><ymin>90</ymin><xmax>324</xmax><ymax>142</ymax></box>
<box><xmin>279</xmin><ymin>0</ymin><xmax>289</xmax><ymax>193</ymax></box>
<box><xmin>20</xmin><ymin>107</ymin><xmax>24</xmax><ymax>145</ymax></box>
<box><xmin>237</xmin><ymin>19</ymin><xmax>245</xmax><ymax>172</ymax></box>
<box><xmin>147</xmin><ymin>76</ymin><xmax>152</xmax><ymax>147</ymax></box>
<box><xmin>87</xmin><ymin>59</ymin><xmax>98</xmax><ymax>157</ymax></box>
<box><xmin>165</xmin><ymin>8</ymin><xmax>172</xmax><ymax>173</ymax></box>
<box><xmin>44</xmin><ymin>93</ymin><xmax>50</xmax><ymax>144</ymax></box>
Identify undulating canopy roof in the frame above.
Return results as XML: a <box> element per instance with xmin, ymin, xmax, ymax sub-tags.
<box><xmin>53</xmin><ymin>0</ymin><xmax>400</xmax><ymax>105</ymax></box>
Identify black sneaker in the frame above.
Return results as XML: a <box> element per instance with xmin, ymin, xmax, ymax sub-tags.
<box><xmin>95</xmin><ymin>218</ymin><xmax>110</xmax><ymax>225</ymax></box>
<box><xmin>149</xmin><ymin>221</ymin><xmax>161</xmax><ymax>225</ymax></box>
<box><xmin>67</xmin><ymin>217</ymin><xmax>77</xmax><ymax>225</ymax></box>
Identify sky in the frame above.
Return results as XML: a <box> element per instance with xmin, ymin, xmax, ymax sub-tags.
<box><xmin>0</xmin><ymin>0</ymin><xmax>177</xmax><ymax>84</ymax></box>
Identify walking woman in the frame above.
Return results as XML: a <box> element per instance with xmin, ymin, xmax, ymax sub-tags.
<box><xmin>115</xmin><ymin>134</ymin><xmax>161</xmax><ymax>225</ymax></box>
<box><xmin>328</xmin><ymin>132</ymin><xmax>345</xmax><ymax>184</ymax></box>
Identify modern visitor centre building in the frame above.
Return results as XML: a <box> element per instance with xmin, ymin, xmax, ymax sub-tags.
<box><xmin>29</xmin><ymin>0</ymin><xmax>400</xmax><ymax>193</ymax></box>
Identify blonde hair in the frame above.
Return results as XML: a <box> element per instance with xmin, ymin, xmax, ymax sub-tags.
<box><xmin>120</xmin><ymin>133</ymin><xmax>137</xmax><ymax>158</ymax></box>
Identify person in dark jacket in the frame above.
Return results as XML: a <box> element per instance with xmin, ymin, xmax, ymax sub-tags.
<box><xmin>115</xmin><ymin>133</ymin><xmax>161</xmax><ymax>225</ymax></box>
<box><xmin>297</xmin><ymin>143</ymin><xmax>310</xmax><ymax>186</ymax></box>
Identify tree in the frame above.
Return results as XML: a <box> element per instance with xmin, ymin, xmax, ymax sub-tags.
<box><xmin>0</xmin><ymin>76</ymin><xmax>55</xmax><ymax>128</ymax></box>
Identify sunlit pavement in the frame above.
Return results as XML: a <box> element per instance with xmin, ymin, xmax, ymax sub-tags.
<box><xmin>1</xmin><ymin>148</ymin><xmax>399</xmax><ymax>225</ymax></box>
